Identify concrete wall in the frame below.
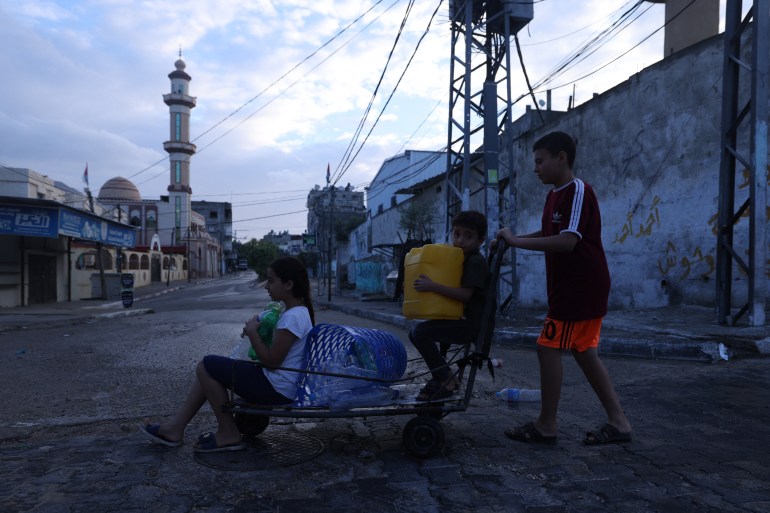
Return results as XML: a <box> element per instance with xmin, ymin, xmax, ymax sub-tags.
<box><xmin>501</xmin><ymin>33</ymin><xmax>768</xmax><ymax>310</ymax></box>
<box><xmin>366</xmin><ymin>150</ymin><xmax>445</xmax><ymax>218</ymax></box>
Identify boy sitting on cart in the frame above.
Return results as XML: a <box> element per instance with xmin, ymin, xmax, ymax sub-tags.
<box><xmin>408</xmin><ymin>210</ymin><xmax>491</xmax><ymax>401</ymax></box>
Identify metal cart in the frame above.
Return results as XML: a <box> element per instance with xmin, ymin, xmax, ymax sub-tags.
<box><xmin>224</xmin><ymin>242</ymin><xmax>507</xmax><ymax>458</ymax></box>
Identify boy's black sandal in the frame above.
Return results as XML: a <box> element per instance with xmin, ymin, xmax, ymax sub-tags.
<box><xmin>583</xmin><ymin>423</ymin><xmax>632</xmax><ymax>445</ymax></box>
<box><xmin>416</xmin><ymin>379</ymin><xmax>458</xmax><ymax>401</ymax></box>
<box><xmin>504</xmin><ymin>422</ymin><xmax>557</xmax><ymax>444</ymax></box>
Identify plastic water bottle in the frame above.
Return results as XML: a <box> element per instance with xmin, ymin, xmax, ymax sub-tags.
<box><xmin>490</xmin><ymin>358</ymin><xmax>503</xmax><ymax>368</ymax></box>
<box><xmin>496</xmin><ymin>388</ymin><xmax>541</xmax><ymax>402</ymax></box>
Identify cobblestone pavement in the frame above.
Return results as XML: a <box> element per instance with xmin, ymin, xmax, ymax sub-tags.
<box><xmin>1</xmin><ymin>279</ymin><xmax>769</xmax><ymax>512</ymax></box>
<box><xmin>2</xmin><ymin>344</ymin><xmax>769</xmax><ymax>513</ymax></box>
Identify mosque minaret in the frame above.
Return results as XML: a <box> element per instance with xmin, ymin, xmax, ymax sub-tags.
<box><xmin>162</xmin><ymin>51</ymin><xmax>196</xmax><ymax>246</ymax></box>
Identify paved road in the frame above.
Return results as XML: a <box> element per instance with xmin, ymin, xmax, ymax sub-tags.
<box><xmin>1</xmin><ymin>277</ymin><xmax>769</xmax><ymax>513</ymax></box>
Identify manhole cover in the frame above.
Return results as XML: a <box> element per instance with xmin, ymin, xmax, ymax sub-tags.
<box><xmin>194</xmin><ymin>429</ymin><xmax>325</xmax><ymax>471</ymax></box>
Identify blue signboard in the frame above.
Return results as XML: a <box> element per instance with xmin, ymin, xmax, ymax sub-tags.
<box><xmin>58</xmin><ymin>209</ymin><xmax>136</xmax><ymax>247</ymax></box>
<box><xmin>0</xmin><ymin>203</ymin><xmax>135</xmax><ymax>246</ymax></box>
<box><xmin>0</xmin><ymin>205</ymin><xmax>59</xmax><ymax>238</ymax></box>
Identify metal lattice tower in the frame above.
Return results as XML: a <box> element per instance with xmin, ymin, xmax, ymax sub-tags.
<box><xmin>444</xmin><ymin>1</ymin><xmax>532</xmax><ymax>240</ymax></box>
<box><xmin>444</xmin><ymin>1</ymin><xmax>532</xmax><ymax>315</ymax></box>
<box><xmin>716</xmin><ymin>0</ymin><xmax>768</xmax><ymax>326</ymax></box>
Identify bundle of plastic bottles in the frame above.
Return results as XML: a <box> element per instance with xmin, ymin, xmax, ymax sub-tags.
<box><xmin>293</xmin><ymin>324</ymin><xmax>407</xmax><ymax>410</ymax></box>
<box><xmin>247</xmin><ymin>301</ymin><xmax>284</xmax><ymax>361</ymax></box>
<box><xmin>230</xmin><ymin>301</ymin><xmax>284</xmax><ymax>362</ymax></box>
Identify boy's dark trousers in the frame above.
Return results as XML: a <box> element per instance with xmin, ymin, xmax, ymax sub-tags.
<box><xmin>409</xmin><ymin>319</ymin><xmax>474</xmax><ymax>382</ymax></box>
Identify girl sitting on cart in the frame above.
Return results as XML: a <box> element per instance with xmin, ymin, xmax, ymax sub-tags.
<box><xmin>140</xmin><ymin>256</ymin><xmax>315</xmax><ymax>453</ymax></box>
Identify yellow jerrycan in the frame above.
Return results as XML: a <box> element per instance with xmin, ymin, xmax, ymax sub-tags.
<box><xmin>402</xmin><ymin>244</ymin><xmax>464</xmax><ymax>320</ymax></box>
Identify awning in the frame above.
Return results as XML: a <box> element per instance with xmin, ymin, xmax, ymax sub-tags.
<box><xmin>0</xmin><ymin>196</ymin><xmax>137</xmax><ymax>247</ymax></box>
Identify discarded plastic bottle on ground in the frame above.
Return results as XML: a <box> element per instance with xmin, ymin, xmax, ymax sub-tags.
<box><xmin>496</xmin><ymin>388</ymin><xmax>541</xmax><ymax>402</ymax></box>
<box><xmin>490</xmin><ymin>358</ymin><xmax>503</xmax><ymax>368</ymax></box>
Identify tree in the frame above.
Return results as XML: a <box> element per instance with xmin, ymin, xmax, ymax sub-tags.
<box><xmin>398</xmin><ymin>201</ymin><xmax>437</xmax><ymax>241</ymax></box>
<box><xmin>240</xmin><ymin>239</ymin><xmax>282</xmax><ymax>280</ymax></box>
<box><xmin>296</xmin><ymin>251</ymin><xmax>319</xmax><ymax>276</ymax></box>
<box><xmin>336</xmin><ymin>213</ymin><xmax>366</xmax><ymax>242</ymax></box>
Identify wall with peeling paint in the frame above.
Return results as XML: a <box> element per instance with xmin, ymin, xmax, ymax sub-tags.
<box><xmin>501</xmin><ymin>32</ymin><xmax>768</xmax><ymax>310</ymax></box>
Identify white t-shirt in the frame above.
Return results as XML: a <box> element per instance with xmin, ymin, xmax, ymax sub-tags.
<box><xmin>262</xmin><ymin>305</ymin><xmax>312</xmax><ymax>399</ymax></box>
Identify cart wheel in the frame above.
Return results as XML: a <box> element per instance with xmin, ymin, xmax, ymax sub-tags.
<box><xmin>403</xmin><ymin>415</ymin><xmax>445</xmax><ymax>458</ymax></box>
<box><xmin>235</xmin><ymin>414</ymin><xmax>270</xmax><ymax>438</ymax></box>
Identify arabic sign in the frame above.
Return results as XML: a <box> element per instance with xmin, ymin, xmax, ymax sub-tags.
<box><xmin>0</xmin><ymin>203</ymin><xmax>136</xmax><ymax>246</ymax></box>
<box><xmin>0</xmin><ymin>205</ymin><xmax>59</xmax><ymax>238</ymax></box>
<box><xmin>58</xmin><ymin>209</ymin><xmax>136</xmax><ymax>246</ymax></box>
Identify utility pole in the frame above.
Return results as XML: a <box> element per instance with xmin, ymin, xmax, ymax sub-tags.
<box><xmin>445</xmin><ymin>0</ymin><xmax>533</xmax><ymax>309</ymax></box>
<box><xmin>187</xmin><ymin>227</ymin><xmax>192</xmax><ymax>283</ymax></box>
<box><xmin>167</xmin><ymin>227</ymin><xmax>174</xmax><ymax>286</ymax></box>
<box><xmin>327</xmin><ymin>185</ymin><xmax>335</xmax><ymax>302</ymax></box>
<box><xmin>716</xmin><ymin>0</ymin><xmax>767</xmax><ymax>326</ymax></box>
<box><xmin>85</xmin><ymin>188</ymin><xmax>107</xmax><ymax>300</ymax></box>
<box><xmin>116</xmin><ymin>203</ymin><xmax>123</xmax><ymax>273</ymax></box>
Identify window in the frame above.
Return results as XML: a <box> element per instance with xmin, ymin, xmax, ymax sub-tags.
<box><xmin>130</xmin><ymin>209</ymin><xmax>141</xmax><ymax>227</ymax></box>
<box><xmin>75</xmin><ymin>252</ymin><xmax>95</xmax><ymax>270</ymax></box>
<box><xmin>175</xmin><ymin>161</ymin><xmax>181</xmax><ymax>183</ymax></box>
<box><xmin>76</xmin><ymin>249</ymin><xmax>113</xmax><ymax>270</ymax></box>
<box><xmin>175</xmin><ymin>113</ymin><xmax>182</xmax><ymax>140</ymax></box>
<box><xmin>128</xmin><ymin>254</ymin><xmax>139</xmax><ymax>269</ymax></box>
<box><xmin>145</xmin><ymin>210</ymin><xmax>158</xmax><ymax>230</ymax></box>
<box><xmin>140</xmin><ymin>255</ymin><xmax>150</xmax><ymax>269</ymax></box>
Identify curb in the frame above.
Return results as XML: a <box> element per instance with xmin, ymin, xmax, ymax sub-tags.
<box><xmin>96</xmin><ymin>308</ymin><xmax>155</xmax><ymax>319</ymax></box>
<box><xmin>318</xmin><ymin>300</ymin><xmax>724</xmax><ymax>362</ymax></box>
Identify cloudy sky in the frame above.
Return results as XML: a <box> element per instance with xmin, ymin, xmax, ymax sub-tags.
<box><xmin>0</xmin><ymin>0</ymin><xmax>741</xmax><ymax>241</ymax></box>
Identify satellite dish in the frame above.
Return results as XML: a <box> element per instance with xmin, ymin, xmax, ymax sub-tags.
<box><xmin>538</xmin><ymin>99</ymin><xmax>545</xmax><ymax>106</ymax></box>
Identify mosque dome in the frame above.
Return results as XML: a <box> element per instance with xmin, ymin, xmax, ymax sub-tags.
<box><xmin>98</xmin><ymin>177</ymin><xmax>141</xmax><ymax>202</ymax></box>
<box><xmin>175</xmin><ymin>58</ymin><xmax>186</xmax><ymax>71</ymax></box>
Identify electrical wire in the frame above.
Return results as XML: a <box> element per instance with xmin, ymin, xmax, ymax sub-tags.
<box><xmin>127</xmin><ymin>0</ymin><xmax>396</xmax><ymax>184</ymax></box>
<box><xmin>334</xmin><ymin>0</ymin><xmax>444</xmax><ymax>187</ymax></box>
<box><xmin>541</xmin><ymin>0</ymin><xmax>700</xmax><ymax>93</ymax></box>
<box><xmin>332</xmin><ymin>0</ymin><xmax>417</xmax><ymax>185</ymax></box>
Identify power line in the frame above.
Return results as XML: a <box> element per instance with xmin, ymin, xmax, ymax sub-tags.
<box><xmin>334</xmin><ymin>0</ymin><xmax>444</xmax><ymax>186</ymax></box>
<box><xmin>333</xmin><ymin>0</ymin><xmax>418</xmax><ymax>185</ymax></box>
<box><xmin>126</xmin><ymin>0</ymin><xmax>395</xmax><ymax>184</ymax></box>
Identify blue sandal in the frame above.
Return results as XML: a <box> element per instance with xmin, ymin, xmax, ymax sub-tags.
<box><xmin>193</xmin><ymin>432</ymin><xmax>245</xmax><ymax>453</ymax></box>
<box><xmin>139</xmin><ymin>424</ymin><xmax>183</xmax><ymax>447</ymax></box>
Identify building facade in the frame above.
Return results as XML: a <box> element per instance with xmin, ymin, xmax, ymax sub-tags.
<box><xmin>192</xmin><ymin>200</ymin><xmax>233</xmax><ymax>274</ymax></box>
<box><xmin>0</xmin><ymin>55</ymin><xmax>225</xmax><ymax>306</ymax></box>
<box><xmin>0</xmin><ymin>167</ymin><xmax>137</xmax><ymax>306</ymax></box>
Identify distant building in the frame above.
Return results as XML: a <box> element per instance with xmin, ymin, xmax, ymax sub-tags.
<box><xmin>332</xmin><ymin>150</ymin><xmax>445</xmax><ymax>297</ymax></box>
<box><xmin>260</xmin><ymin>230</ymin><xmax>305</xmax><ymax>255</ymax></box>
<box><xmin>306</xmin><ymin>183</ymin><xmax>365</xmax><ymax>282</ymax></box>
<box><xmin>306</xmin><ymin>183</ymin><xmax>366</xmax><ymax>247</ymax></box>
<box><xmin>97</xmin><ymin>176</ymin><xmax>158</xmax><ymax>247</ymax></box>
<box><xmin>365</xmin><ymin>150</ymin><xmax>445</xmax><ymax>219</ymax></box>
<box><xmin>94</xmin><ymin>55</ymin><xmax>221</xmax><ymax>281</ymax></box>
<box><xmin>0</xmin><ymin>167</ymin><xmax>136</xmax><ymax>306</ymax></box>
<box><xmin>192</xmin><ymin>200</ymin><xmax>233</xmax><ymax>274</ymax></box>
<box><xmin>0</xmin><ymin>54</ymin><xmax>225</xmax><ymax>306</ymax></box>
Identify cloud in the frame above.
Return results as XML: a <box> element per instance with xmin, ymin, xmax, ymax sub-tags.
<box><xmin>0</xmin><ymin>0</ymin><xmax>741</xmax><ymax>240</ymax></box>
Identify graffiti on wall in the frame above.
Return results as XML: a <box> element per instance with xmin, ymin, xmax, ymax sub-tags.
<box><xmin>737</xmin><ymin>164</ymin><xmax>770</xmax><ymax>190</ymax></box>
<box><xmin>613</xmin><ymin>196</ymin><xmax>661</xmax><ymax>243</ymax></box>
<box><xmin>658</xmin><ymin>241</ymin><xmax>716</xmax><ymax>280</ymax></box>
<box><xmin>355</xmin><ymin>260</ymin><xmax>382</xmax><ymax>294</ymax></box>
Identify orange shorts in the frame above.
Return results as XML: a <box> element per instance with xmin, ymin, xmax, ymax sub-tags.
<box><xmin>537</xmin><ymin>317</ymin><xmax>603</xmax><ymax>352</ymax></box>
